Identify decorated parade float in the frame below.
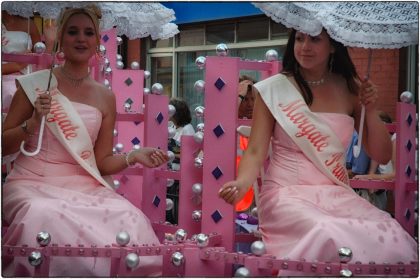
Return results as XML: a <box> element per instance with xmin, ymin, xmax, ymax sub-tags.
<box><xmin>1</xmin><ymin>2</ymin><xmax>418</xmax><ymax>277</ymax></box>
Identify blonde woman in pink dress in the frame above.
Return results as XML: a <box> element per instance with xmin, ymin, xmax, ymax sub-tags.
<box><xmin>219</xmin><ymin>29</ymin><xmax>418</xmax><ymax>275</ymax></box>
<box><xmin>2</xmin><ymin>5</ymin><xmax>168</xmax><ymax>277</ymax></box>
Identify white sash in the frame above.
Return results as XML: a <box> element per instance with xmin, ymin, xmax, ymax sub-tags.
<box><xmin>17</xmin><ymin>70</ymin><xmax>114</xmax><ymax>191</ymax></box>
<box><xmin>254</xmin><ymin>74</ymin><xmax>351</xmax><ymax>189</ymax></box>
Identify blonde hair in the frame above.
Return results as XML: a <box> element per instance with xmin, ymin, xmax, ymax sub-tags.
<box><xmin>57</xmin><ymin>5</ymin><xmax>102</xmax><ymax>48</ymax></box>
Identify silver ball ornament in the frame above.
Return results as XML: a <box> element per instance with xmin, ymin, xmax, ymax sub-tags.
<box><xmin>168</xmin><ymin>126</ymin><xmax>176</xmax><ymax>138</ymax></box>
<box><xmin>36</xmin><ymin>231</ymin><xmax>51</xmax><ymax>246</ymax></box>
<box><xmin>168</xmin><ymin>104</ymin><xmax>176</xmax><ymax>118</ymax></box>
<box><xmin>192</xmin><ymin>210</ymin><xmax>202</xmax><ymax>222</ymax></box>
<box><xmin>338</xmin><ymin>247</ymin><xmax>352</xmax><ymax>263</ymax></box>
<box><xmin>196</xmin><ymin>233</ymin><xmax>209</xmax><ymax>247</ymax></box>
<box><xmin>113</xmin><ymin>179</ymin><xmax>121</xmax><ymax>189</ymax></box>
<box><xmin>195</xmin><ymin>56</ymin><xmax>206</xmax><ymax>69</ymax></box>
<box><xmin>196</xmin><ymin>123</ymin><xmax>204</xmax><ymax>132</ymax></box>
<box><xmin>194</xmin><ymin>80</ymin><xmax>205</xmax><ymax>93</ymax></box>
<box><xmin>98</xmin><ymin>45</ymin><xmax>106</xmax><ymax>57</ymax></box>
<box><xmin>175</xmin><ymin>229</ymin><xmax>188</xmax><ymax>242</ymax></box>
<box><xmin>250</xmin><ymin>240</ymin><xmax>266</xmax><ymax>256</ymax></box>
<box><xmin>113</xmin><ymin>129</ymin><xmax>118</xmax><ymax>137</ymax></box>
<box><xmin>194</xmin><ymin>106</ymin><xmax>205</xmax><ymax>118</ymax></box>
<box><xmin>166</xmin><ymin>198</ymin><xmax>174</xmax><ymax>211</ymax></box>
<box><xmin>143</xmin><ymin>88</ymin><xmax>150</xmax><ymax>95</ymax></box>
<box><xmin>125</xmin><ymin>253</ymin><xmax>140</xmax><ymax>269</ymax></box>
<box><xmin>265</xmin><ymin>49</ymin><xmax>279</xmax><ymax>61</ymax></box>
<box><xmin>116</xmin><ymin>36</ymin><xmax>123</xmax><ymax>46</ymax></box>
<box><xmin>167</xmin><ymin>150</ymin><xmax>175</xmax><ymax>162</ymax></box>
<box><xmin>144</xmin><ymin>70</ymin><xmax>151</xmax><ymax>79</ymax></box>
<box><xmin>112</xmin><ymin>147</ymin><xmax>117</xmax><ymax>154</ymax></box>
<box><xmin>104</xmin><ymin>58</ymin><xmax>110</xmax><ymax>68</ymax></box>
<box><xmin>116</xmin><ymin>60</ymin><xmax>124</xmax><ymax>69</ymax></box>
<box><xmin>193</xmin><ymin>131</ymin><xmax>204</xmax><ymax>143</ymax></box>
<box><xmin>115</xmin><ymin>143</ymin><xmax>124</xmax><ymax>153</ymax></box>
<box><xmin>130</xmin><ymin>61</ymin><xmax>140</xmax><ymax>70</ymax></box>
<box><xmin>340</xmin><ymin>269</ymin><xmax>353</xmax><ymax>277</ymax></box>
<box><xmin>167</xmin><ymin>179</ymin><xmax>175</xmax><ymax>187</ymax></box>
<box><xmin>33</xmin><ymin>42</ymin><xmax>46</xmax><ymax>54</ymax></box>
<box><xmin>103</xmin><ymin>79</ymin><xmax>110</xmax><ymax>88</ymax></box>
<box><xmin>234</xmin><ymin>267</ymin><xmax>251</xmax><ymax>277</ymax></box>
<box><xmin>194</xmin><ymin>156</ymin><xmax>203</xmax><ymax>168</ymax></box>
<box><xmin>116</xmin><ymin>54</ymin><xmax>123</xmax><ymax>61</ymax></box>
<box><xmin>116</xmin><ymin>231</ymin><xmax>130</xmax><ymax>246</ymax></box>
<box><xmin>216</xmin><ymin>43</ymin><xmax>229</xmax><ymax>56</ymax></box>
<box><xmin>104</xmin><ymin>67</ymin><xmax>112</xmax><ymax>76</ymax></box>
<box><xmin>28</xmin><ymin>251</ymin><xmax>43</xmax><ymax>266</ymax></box>
<box><xmin>400</xmin><ymin>91</ymin><xmax>414</xmax><ymax>103</ymax></box>
<box><xmin>133</xmin><ymin>144</ymin><xmax>141</xmax><ymax>150</ymax></box>
<box><xmin>171</xmin><ymin>251</ymin><xmax>185</xmax><ymax>267</ymax></box>
<box><xmin>151</xmin><ymin>83</ymin><xmax>164</xmax><ymax>95</ymax></box>
<box><xmin>192</xmin><ymin>183</ymin><xmax>203</xmax><ymax>194</ymax></box>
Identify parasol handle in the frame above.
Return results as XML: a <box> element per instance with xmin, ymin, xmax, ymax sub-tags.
<box><xmin>19</xmin><ymin>41</ymin><xmax>57</xmax><ymax>157</ymax></box>
<box><xmin>20</xmin><ymin>116</ymin><xmax>46</xmax><ymax>156</ymax></box>
<box><xmin>353</xmin><ymin>50</ymin><xmax>373</xmax><ymax>158</ymax></box>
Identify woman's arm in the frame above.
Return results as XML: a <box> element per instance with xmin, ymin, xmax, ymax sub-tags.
<box><xmin>354</xmin><ymin>138</ymin><xmax>396</xmax><ymax>181</ymax></box>
<box><xmin>353</xmin><ymin>80</ymin><xmax>392</xmax><ymax>164</ymax></box>
<box><xmin>219</xmin><ymin>91</ymin><xmax>274</xmax><ymax>204</ymax></box>
<box><xmin>2</xmin><ymin>84</ymin><xmax>48</xmax><ymax>155</ymax></box>
<box><xmin>94</xmin><ymin>88</ymin><xmax>167</xmax><ymax>175</ymax></box>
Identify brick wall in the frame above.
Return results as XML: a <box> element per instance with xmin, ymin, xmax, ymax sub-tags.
<box><xmin>349</xmin><ymin>48</ymin><xmax>400</xmax><ymax>121</ymax></box>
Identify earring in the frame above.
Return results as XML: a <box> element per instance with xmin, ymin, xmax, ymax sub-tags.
<box><xmin>56</xmin><ymin>50</ymin><xmax>65</xmax><ymax>62</ymax></box>
<box><xmin>329</xmin><ymin>54</ymin><xmax>334</xmax><ymax>72</ymax></box>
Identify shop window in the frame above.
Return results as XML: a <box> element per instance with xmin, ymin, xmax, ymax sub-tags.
<box><xmin>271</xmin><ymin>21</ymin><xmax>289</xmax><ymax>39</ymax></box>
<box><xmin>237</xmin><ymin>19</ymin><xmax>269</xmax><ymax>42</ymax></box>
<box><xmin>178</xmin><ymin>27</ymin><xmax>205</xmax><ymax>46</ymax></box>
<box><xmin>206</xmin><ymin>23</ymin><xmax>235</xmax><ymax>44</ymax></box>
<box><xmin>151</xmin><ymin>37</ymin><xmax>174</xmax><ymax>48</ymax></box>
<box><xmin>151</xmin><ymin>56</ymin><xmax>173</xmax><ymax>97</ymax></box>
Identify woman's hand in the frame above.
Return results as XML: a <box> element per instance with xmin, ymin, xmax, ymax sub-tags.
<box><xmin>359</xmin><ymin>79</ymin><xmax>378</xmax><ymax>112</ymax></box>
<box><xmin>132</xmin><ymin>147</ymin><xmax>169</xmax><ymax>168</ymax></box>
<box><xmin>218</xmin><ymin>180</ymin><xmax>249</xmax><ymax>205</ymax></box>
<box><xmin>28</xmin><ymin>92</ymin><xmax>51</xmax><ymax>133</ymax></box>
<box><xmin>238</xmin><ymin>80</ymin><xmax>253</xmax><ymax>98</ymax></box>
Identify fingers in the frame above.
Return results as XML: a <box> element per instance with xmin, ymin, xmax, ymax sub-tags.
<box><xmin>218</xmin><ymin>184</ymin><xmax>238</xmax><ymax>204</ymax></box>
<box><xmin>359</xmin><ymin>81</ymin><xmax>378</xmax><ymax>107</ymax></box>
<box><xmin>150</xmin><ymin>149</ymin><xmax>169</xmax><ymax>167</ymax></box>
<box><xmin>35</xmin><ymin>93</ymin><xmax>52</xmax><ymax>115</ymax></box>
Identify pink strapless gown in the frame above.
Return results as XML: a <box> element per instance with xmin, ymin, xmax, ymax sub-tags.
<box><xmin>258</xmin><ymin>113</ymin><xmax>418</xmax><ymax>276</ymax></box>
<box><xmin>2</xmin><ymin>102</ymin><xmax>162</xmax><ymax>277</ymax></box>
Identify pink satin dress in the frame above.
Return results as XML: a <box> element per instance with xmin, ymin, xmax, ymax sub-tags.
<box><xmin>258</xmin><ymin>113</ymin><xmax>418</xmax><ymax>276</ymax></box>
<box><xmin>2</xmin><ymin>102</ymin><xmax>162</xmax><ymax>277</ymax></box>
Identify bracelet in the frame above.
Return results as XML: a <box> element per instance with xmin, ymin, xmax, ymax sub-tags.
<box><xmin>238</xmin><ymin>95</ymin><xmax>245</xmax><ymax>102</ymax></box>
<box><xmin>125</xmin><ymin>150</ymin><xmax>137</xmax><ymax>167</ymax></box>
<box><xmin>21</xmin><ymin>120</ymin><xmax>34</xmax><ymax>136</ymax></box>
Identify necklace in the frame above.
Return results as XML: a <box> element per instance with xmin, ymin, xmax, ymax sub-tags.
<box><xmin>60</xmin><ymin>67</ymin><xmax>90</xmax><ymax>87</ymax></box>
<box><xmin>304</xmin><ymin>77</ymin><xmax>325</xmax><ymax>86</ymax></box>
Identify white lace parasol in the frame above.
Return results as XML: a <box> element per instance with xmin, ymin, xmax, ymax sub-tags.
<box><xmin>2</xmin><ymin>2</ymin><xmax>179</xmax><ymax>40</ymax></box>
<box><xmin>2</xmin><ymin>1</ymin><xmax>34</xmax><ymax>18</ymax></box>
<box><xmin>253</xmin><ymin>2</ymin><xmax>418</xmax><ymax>49</ymax></box>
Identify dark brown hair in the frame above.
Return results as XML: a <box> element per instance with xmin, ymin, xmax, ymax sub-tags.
<box><xmin>170</xmin><ymin>98</ymin><xmax>192</xmax><ymax>127</ymax></box>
